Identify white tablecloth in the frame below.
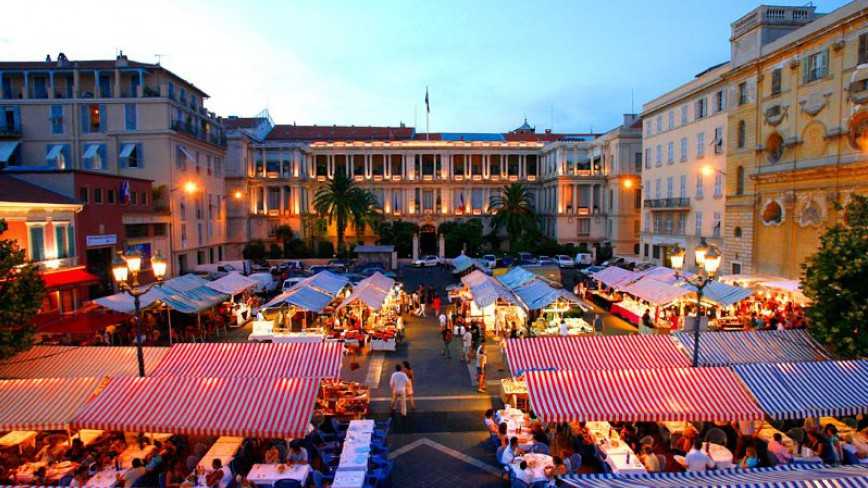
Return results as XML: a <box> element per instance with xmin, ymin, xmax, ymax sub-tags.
<box><xmin>511</xmin><ymin>453</ymin><xmax>553</xmax><ymax>483</ymax></box>
<box><xmin>0</xmin><ymin>430</ymin><xmax>37</xmax><ymax>449</ymax></box>
<box><xmin>86</xmin><ymin>445</ymin><xmax>157</xmax><ymax>488</ymax></box>
<box><xmin>586</xmin><ymin>421</ymin><xmax>646</xmax><ymax>474</ymax></box>
<box><xmin>674</xmin><ymin>443</ymin><xmax>734</xmax><ymax>470</ymax></box>
<box><xmin>197</xmin><ymin>436</ymin><xmax>244</xmax><ymax>473</ymax></box>
<box><xmin>332</xmin><ymin>468</ymin><xmax>366</xmax><ymax>488</ymax></box>
<box><xmin>85</xmin><ymin>468</ymin><xmax>124</xmax><ymax>488</ymax></box>
<box><xmin>347</xmin><ymin>419</ymin><xmax>375</xmax><ymax>434</ymax></box>
<box><xmin>247</xmin><ymin>463</ymin><xmax>310</xmax><ymax>486</ymax></box>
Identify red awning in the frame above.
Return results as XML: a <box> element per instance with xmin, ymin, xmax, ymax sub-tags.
<box><xmin>33</xmin><ymin>309</ymin><xmax>130</xmax><ymax>336</ymax></box>
<box><xmin>0</xmin><ymin>346</ymin><xmax>170</xmax><ymax>378</ymax></box>
<box><xmin>0</xmin><ymin>377</ymin><xmax>105</xmax><ymax>431</ymax></box>
<box><xmin>504</xmin><ymin>336</ymin><xmax>690</xmax><ymax>376</ymax></box>
<box><xmin>525</xmin><ymin>368</ymin><xmax>764</xmax><ymax>423</ymax></box>
<box><xmin>150</xmin><ymin>342</ymin><xmax>343</xmax><ymax>379</ymax></box>
<box><xmin>71</xmin><ymin>376</ymin><xmax>320</xmax><ymax>438</ymax></box>
<box><xmin>41</xmin><ymin>266</ymin><xmax>100</xmax><ymax>289</ymax></box>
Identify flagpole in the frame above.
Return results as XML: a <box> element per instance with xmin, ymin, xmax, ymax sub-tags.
<box><xmin>426</xmin><ymin>86</ymin><xmax>430</xmax><ymax>141</ymax></box>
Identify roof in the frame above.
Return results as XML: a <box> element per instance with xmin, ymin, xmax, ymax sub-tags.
<box><xmin>0</xmin><ymin>377</ymin><xmax>105</xmax><ymax>431</ymax></box>
<box><xmin>512</xmin><ymin>278</ymin><xmax>585</xmax><ymax>311</ymax></box>
<box><xmin>205</xmin><ymin>272</ymin><xmax>258</xmax><ymax>296</ymax></box>
<box><xmin>672</xmin><ymin>330</ymin><xmax>830</xmax><ymax>366</ymax></box>
<box><xmin>151</xmin><ymin>342</ymin><xmax>343</xmax><ymax>379</ymax></box>
<box><xmin>41</xmin><ymin>267</ymin><xmax>99</xmax><ymax>289</ymax></box>
<box><xmin>222</xmin><ymin>117</ymin><xmax>262</xmax><ymax>130</ymax></box>
<box><xmin>5</xmin><ymin>168</ymin><xmax>153</xmax><ymax>183</ymax></box>
<box><xmin>525</xmin><ymin>367</ymin><xmax>763</xmax><ymax>423</ymax></box>
<box><xmin>354</xmin><ymin>244</ymin><xmax>394</xmax><ymax>253</ymax></box>
<box><xmin>267</xmin><ymin>125</ymin><xmax>416</xmax><ymax>141</ymax></box>
<box><xmin>71</xmin><ymin>376</ymin><xmax>320</xmax><ymax>438</ymax></box>
<box><xmin>0</xmin><ymin>175</ymin><xmax>79</xmax><ymax>206</ymax></box>
<box><xmin>562</xmin><ymin>464</ymin><xmax>868</xmax><ymax>488</ymax></box>
<box><xmin>734</xmin><ymin>360</ymin><xmax>868</xmax><ymax>420</ymax></box>
<box><xmin>504</xmin><ymin>335</ymin><xmax>690</xmax><ymax>376</ymax></box>
<box><xmin>0</xmin><ymin>346</ymin><xmax>170</xmax><ymax>378</ymax></box>
<box><xmin>591</xmin><ymin>266</ymin><xmax>641</xmax><ymax>289</ymax></box>
<box><xmin>621</xmin><ymin>276</ymin><xmax>691</xmax><ymax>305</ymax></box>
<box><xmin>461</xmin><ymin>270</ymin><xmax>521</xmax><ymax>309</ymax></box>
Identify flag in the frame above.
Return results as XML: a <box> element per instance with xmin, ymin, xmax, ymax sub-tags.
<box><xmin>425</xmin><ymin>87</ymin><xmax>430</xmax><ymax>114</ymax></box>
<box><xmin>119</xmin><ymin>180</ymin><xmax>131</xmax><ymax>204</ymax></box>
<box><xmin>459</xmin><ymin>191</ymin><xmax>465</xmax><ymax>212</ymax></box>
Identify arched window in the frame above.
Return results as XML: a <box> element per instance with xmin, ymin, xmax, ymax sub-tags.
<box><xmin>736</xmin><ymin>166</ymin><xmax>745</xmax><ymax>195</ymax></box>
<box><xmin>737</xmin><ymin>120</ymin><xmax>746</xmax><ymax>149</ymax></box>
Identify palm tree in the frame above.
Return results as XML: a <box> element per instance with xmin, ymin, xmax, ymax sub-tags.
<box><xmin>313</xmin><ymin>172</ymin><xmax>380</xmax><ymax>255</ymax></box>
<box><xmin>489</xmin><ymin>182</ymin><xmax>537</xmax><ymax>251</ymax></box>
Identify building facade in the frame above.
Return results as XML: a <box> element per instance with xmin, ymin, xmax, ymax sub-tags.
<box><xmin>0</xmin><ymin>53</ymin><xmax>227</xmax><ymax>276</ymax></box>
<box><xmin>641</xmin><ymin>63</ymin><xmax>730</xmax><ymax>270</ymax></box>
<box><xmin>723</xmin><ymin>2</ymin><xmax>868</xmax><ymax>278</ymax></box>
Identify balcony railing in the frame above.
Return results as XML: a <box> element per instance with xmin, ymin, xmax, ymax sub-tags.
<box><xmin>644</xmin><ymin>197</ymin><xmax>690</xmax><ymax>209</ymax></box>
<box><xmin>0</xmin><ymin>125</ymin><xmax>22</xmax><ymax>137</ymax></box>
<box><xmin>171</xmin><ymin>120</ymin><xmax>226</xmax><ymax>147</ymax></box>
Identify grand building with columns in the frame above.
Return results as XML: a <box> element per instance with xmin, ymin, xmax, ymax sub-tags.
<box><xmin>223</xmin><ymin>116</ymin><xmax>643</xmax><ymax>258</ymax></box>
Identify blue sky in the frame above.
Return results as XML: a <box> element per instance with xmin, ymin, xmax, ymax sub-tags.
<box><xmin>2</xmin><ymin>0</ymin><xmax>850</xmax><ymax>133</ymax></box>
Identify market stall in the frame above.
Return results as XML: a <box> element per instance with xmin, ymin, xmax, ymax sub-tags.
<box><xmin>614</xmin><ymin>276</ymin><xmax>692</xmax><ymax>328</ymax></box>
<box><xmin>150</xmin><ymin>342</ymin><xmax>343</xmax><ymax>379</ymax></box>
<box><xmin>672</xmin><ymin>329</ymin><xmax>831</xmax><ymax>366</ymax></box>
<box><xmin>514</xmin><ymin>278</ymin><xmax>591</xmax><ymax>336</ymax></box>
<box><xmin>205</xmin><ymin>272</ymin><xmax>258</xmax><ymax>326</ymax></box>
<box><xmin>337</xmin><ymin>272</ymin><xmax>400</xmax><ymax>351</ymax></box>
<box><xmin>460</xmin><ymin>270</ymin><xmax>526</xmax><ymax>332</ymax></box>
<box><xmin>255</xmin><ymin>286</ymin><xmax>336</xmax><ymax>342</ymax></box>
<box><xmin>678</xmin><ymin>280</ymin><xmax>754</xmax><ymax>329</ymax></box>
<box><xmin>0</xmin><ymin>346</ymin><xmax>170</xmax><ymax>378</ymax></box>
<box><xmin>451</xmin><ymin>254</ymin><xmax>485</xmax><ymax>275</ymax></box>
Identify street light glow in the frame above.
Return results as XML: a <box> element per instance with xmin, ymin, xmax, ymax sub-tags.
<box><xmin>233</xmin><ymin>190</ymin><xmax>243</xmax><ymax>199</ymax></box>
<box><xmin>701</xmin><ymin>165</ymin><xmax>714</xmax><ymax>177</ymax></box>
<box><xmin>184</xmin><ymin>181</ymin><xmax>199</xmax><ymax>194</ymax></box>
<box><xmin>623</xmin><ymin>179</ymin><xmax>633</xmax><ymax>189</ymax></box>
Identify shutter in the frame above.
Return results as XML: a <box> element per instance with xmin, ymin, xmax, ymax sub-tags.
<box><xmin>67</xmin><ymin>225</ymin><xmax>75</xmax><ymax>258</ymax></box>
<box><xmin>99</xmin><ymin>144</ymin><xmax>107</xmax><ymax>169</ymax></box>
<box><xmin>13</xmin><ymin>107</ymin><xmax>20</xmax><ymax>131</ymax></box>
<box><xmin>62</xmin><ymin>145</ymin><xmax>70</xmax><ymax>169</ymax></box>
<box><xmin>136</xmin><ymin>143</ymin><xmax>143</xmax><ymax>168</ymax></box>
<box><xmin>55</xmin><ymin>225</ymin><xmax>65</xmax><ymax>258</ymax></box>
<box><xmin>860</xmin><ymin>34</ymin><xmax>868</xmax><ymax>65</ymax></box>
<box><xmin>820</xmin><ymin>48</ymin><xmax>829</xmax><ymax>78</ymax></box>
<box><xmin>30</xmin><ymin>227</ymin><xmax>44</xmax><ymax>261</ymax></box>
<box><xmin>98</xmin><ymin>104</ymin><xmax>106</xmax><ymax>131</ymax></box>
<box><xmin>80</xmin><ymin>105</ymin><xmax>88</xmax><ymax>133</ymax></box>
<box><xmin>801</xmin><ymin>56</ymin><xmax>809</xmax><ymax>84</ymax></box>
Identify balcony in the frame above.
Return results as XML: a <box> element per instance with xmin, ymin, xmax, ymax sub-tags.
<box><xmin>644</xmin><ymin>197</ymin><xmax>690</xmax><ymax>210</ymax></box>
<box><xmin>0</xmin><ymin>125</ymin><xmax>21</xmax><ymax>138</ymax></box>
<box><xmin>171</xmin><ymin>120</ymin><xmax>226</xmax><ymax>147</ymax></box>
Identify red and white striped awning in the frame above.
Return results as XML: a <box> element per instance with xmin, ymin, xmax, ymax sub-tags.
<box><xmin>0</xmin><ymin>346</ymin><xmax>170</xmax><ymax>379</ymax></box>
<box><xmin>505</xmin><ymin>336</ymin><xmax>690</xmax><ymax>375</ymax></box>
<box><xmin>150</xmin><ymin>342</ymin><xmax>342</xmax><ymax>378</ymax></box>
<box><xmin>0</xmin><ymin>377</ymin><xmax>105</xmax><ymax>431</ymax></box>
<box><xmin>525</xmin><ymin>368</ymin><xmax>764</xmax><ymax>423</ymax></box>
<box><xmin>71</xmin><ymin>376</ymin><xmax>319</xmax><ymax>438</ymax></box>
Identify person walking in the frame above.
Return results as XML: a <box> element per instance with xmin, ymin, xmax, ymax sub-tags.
<box><xmin>454</xmin><ymin>321</ymin><xmax>466</xmax><ymax>360</ymax></box>
<box><xmin>390</xmin><ymin>364</ymin><xmax>410</xmax><ymax>416</ymax></box>
<box><xmin>462</xmin><ymin>326</ymin><xmax>473</xmax><ymax>363</ymax></box>
<box><xmin>402</xmin><ymin>361</ymin><xmax>416</xmax><ymax>410</ymax></box>
<box><xmin>440</xmin><ymin>322</ymin><xmax>453</xmax><ymax>358</ymax></box>
<box><xmin>432</xmin><ymin>295</ymin><xmax>442</xmax><ymax>317</ymax></box>
<box><xmin>476</xmin><ymin>344</ymin><xmax>487</xmax><ymax>393</ymax></box>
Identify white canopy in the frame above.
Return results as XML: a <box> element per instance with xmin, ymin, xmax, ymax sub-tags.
<box><xmin>206</xmin><ymin>272</ymin><xmax>257</xmax><ymax>296</ymax></box>
<box><xmin>338</xmin><ymin>283</ymin><xmax>389</xmax><ymax>311</ymax></box>
<box><xmin>621</xmin><ymin>276</ymin><xmax>691</xmax><ymax>305</ymax></box>
<box><xmin>93</xmin><ymin>288</ymin><xmax>163</xmax><ymax>313</ymax></box>
<box><xmin>591</xmin><ymin>266</ymin><xmax>641</xmax><ymax>289</ymax></box>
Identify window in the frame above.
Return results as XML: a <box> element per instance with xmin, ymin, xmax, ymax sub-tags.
<box><xmin>644</xmin><ymin>148</ymin><xmax>651</xmax><ymax>169</ymax></box>
<box><xmin>738</xmin><ymin>82</ymin><xmax>748</xmax><ymax>105</ymax></box>
<box><xmin>666</xmin><ymin>176</ymin><xmax>673</xmax><ymax>198</ymax></box>
<box><xmin>860</xmin><ymin>33</ymin><xmax>868</xmax><ymax>65</ymax></box>
<box><xmin>696</xmin><ymin>132</ymin><xmax>705</xmax><ymax>158</ymax></box>
<box><xmin>656</xmin><ymin>115</ymin><xmax>662</xmax><ymax>132</ymax></box>
<box><xmin>734</xmin><ymin>226</ymin><xmax>743</xmax><ymax>238</ymax></box>
<box><xmin>713</xmin><ymin>127</ymin><xmax>724</xmax><ymax>154</ymax></box>
<box><xmin>644</xmin><ymin>244</ymin><xmax>649</xmax><ymax>258</ymax></box>
<box><xmin>633</xmin><ymin>152</ymin><xmax>642</xmax><ymax>173</ymax></box>
<box><xmin>712</xmin><ymin>212</ymin><xmax>722</xmax><ymax>237</ymax></box>
<box><xmin>79</xmin><ymin>187</ymin><xmax>88</xmax><ymax>203</ymax></box>
<box><xmin>668</xmin><ymin>110</ymin><xmax>674</xmax><ymax>129</ymax></box>
<box><xmin>731</xmin><ymin>262</ymin><xmax>742</xmax><ymax>275</ymax></box>
<box><xmin>654</xmin><ymin>179</ymin><xmax>661</xmax><ymax>199</ymax></box>
<box><xmin>577</xmin><ymin>219</ymin><xmax>590</xmax><ymax>236</ymax></box>
<box><xmin>771</xmin><ymin>69</ymin><xmax>782</xmax><ymax>95</ymax></box>
<box><xmin>714</xmin><ymin>173</ymin><xmax>723</xmax><ymax>198</ymax></box>
<box><xmin>695</xmin><ymin>97</ymin><xmax>707</xmax><ymax>119</ymax></box>
<box><xmin>736</xmin><ymin>166</ymin><xmax>745</xmax><ymax>195</ymax></box>
<box><xmin>130</xmin><ymin>191</ymin><xmax>137</xmax><ymax>206</ymax></box>
<box><xmin>652</xmin><ymin>245</ymin><xmax>660</xmax><ymax>259</ymax></box>
<box><xmin>695</xmin><ymin>174</ymin><xmax>704</xmax><ymax>199</ymax></box>
<box><xmin>679</xmin><ymin>175</ymin><xmax>687</xmax><ymax>197</ymax></box>
<box><xmin>766</xmin><ymin>132</ymin><xmax>784</xmax><ymax>163</ymax></box>
<box><xmin>655</xmin><ymin>145</ymin><xmax>662</xmax><ymax>166</ymax></box>
<box><xmin>667</xmin><ymin>142</ymin><xmax>674</xmax><ymax>164</ymax></box>
<box><xmin>93</xmin><ymin>188</ymin><xmax>103</xmax><ymax>204</ymax></box>
<box><xmin>124</xmin><ymin>104</ymin><xmax>136</xmax><ymax>130</ymax></box>
<box><xmin>29</xmin><ymin>226</ymin><xmax>45</xmax><ymax>261</ymax></box>
<box><xmin>176</xmin><ymin>146</ymin><xmax>188</xmax><ymax>170</ymax></box>
<box><xmin>645</xmin><ymin>120</ymin><xmax>651</xmax><ymax>137</ymax></box>
<box><xmin>737</xmin><ymin>120</ymin><xmax>746</xmax><ymax>148</ymax></box>
<box><xmin>120</xmin><ymin>143</ymin><xmax>142</xmax><ymax>168</ymax></box>
<box><xmin>680</xmin><ymin>137</ymin><xmax>688</xmax><ymax>162</ymax></box>
<box><xmin>50</xmin><ymin>105</ymin><xmax>63</xmax><ymax>134</ymax></box>
<box><xmin>181</xmin><ymin>224</ymin><xmax>187</xmax><ymax>242</ymax></box>
<box><xmin>803</xmin><ymin>49</ymin><xmax>829</xmax><ymax>83</ymax></box>
<box><xmin>489</xmin><ymin>155</ymin><xmax>501</xmax><ymax>176</ymax></box>
<box><xmin>695</xmin><ymin>211</ymin><xmax>703</xmax><ymax>236</ymax></box>
<box><xmin>81</xmin><ymin>104</ymin><xmax>105</xmax><ymax>132</ymax></box>
<box><xmin>107</xmin><ymin>189</ymin><xmax>116</xmax><ymax>204</ymax></box>
<box><xmin>714</xmin><ymin>90</ymin><xmax>726</xmax><ymax>112</ymax></box>
<box><xmin>681</xmin><ymin>105</ymin><xmax>688</xmax><ymax>125</ymax></box>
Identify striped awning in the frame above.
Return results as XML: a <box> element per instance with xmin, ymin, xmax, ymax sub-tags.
<box><xmin>71</xmin><ymin>376</ymin><xmax>320</xmax><ymax>438</ymax></box>
<box><xmin>504</xmin><ymin>336</ymin><xmax>690</xmax><ymax>376</ymax></box>
<box><xmin>525</xmin><ymin>367</ymin><xmax>764</xmax><ymax>423</ymax></box>
<box><xmin>0</xmin><ymin>377</ymin><xmax>105</xmax><ymax>431</ymax></box>
<box><xmin>0</xmin><ymin>346</ymin><xmax>170</xmax><ymax>378</ymax></box>
<box><xmin>734</xmin><ymin>360</ymin><xmax>868</xmax><ymax>420</ymax></box>
<box><xmin>673</xmin><ymin>330</ymin><xmax>831</xmax><ymax>366</ymax></box>
<box><xmin>561</xmin><ymin>464</ymin><xmax>868</xmax><ymax>488</ymax></box>
<box><xmin>151</xmin><ymin>342</ymin><xmax>342</xmax><ymax>378</ymax></box>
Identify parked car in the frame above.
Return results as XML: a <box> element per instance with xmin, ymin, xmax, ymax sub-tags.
<box><xmin>518</xmin><ymin>252</ymin><xmax>539</xmax><ymax>266</ymax></box>
<box><xmin>481</xmin><ymin>254</ymin><xmax>498</xmax><ymax>268</ymax></box>
<box><xmin>327</xmin><ymin>259</ymin><xmax>351</xmax><ymax>272</ymax></box>
<box><xmin>499</xmin><ymin>256</ymin><xmax>515</xmax><ymax>267</ymax></box>
<box><xmin>575</xmin><ymin>253</ymin><xmax>593</xmax><ymax>267</ymax></box>
<box><xmin>309</xmin><ymin>265</ymin><xmax>331</xmax><ymax>275</ymax></box>
<box><xmin>282</xmin><ymin>277</ymin><xmax>306</xmax><ymax>291</ymax></box>
<box><xmin>538</xmin><ymin>256</ymin><xmax>556</xmax><ymax>266</ymax></box>
<box><xmin>413</xmin><ymin>255</ymin><xmax>442</xmax><ymax>267</ymax></box>
<box><xmin>556</xmin><ymin>255</ymin><xmax>575</xmax><ymax>268</ymax></box>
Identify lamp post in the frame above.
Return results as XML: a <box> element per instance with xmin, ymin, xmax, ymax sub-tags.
<box><xmin>112</xmin><ymin>250</ymin><xmax>168</xmax><ymax>377</ymax></box>
<box><xmin>669</xmin><ymin>238</ymin><xmax>722</xmax><ymax>367</ymax></box>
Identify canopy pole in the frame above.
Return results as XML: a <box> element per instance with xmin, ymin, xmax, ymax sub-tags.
<box><xmin>197</xmin><ymin>312</ymin><xmax>202</xmax><ymax>341</ymax></box>
<box><xmin>167</xmin><ymin>306</ymin><xmax>173</xmax><ymax>346</ymax></box>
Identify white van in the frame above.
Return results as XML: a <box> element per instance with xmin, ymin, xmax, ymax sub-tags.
<box><xmin>574</xmin><ymin>253</ymin><xmax>593</xmax><ymax>267</ymax></box>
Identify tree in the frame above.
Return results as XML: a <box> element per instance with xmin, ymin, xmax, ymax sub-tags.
<box><xmin>375</xmin><ymin>220</ymin><xmax>419</xmax><ymax>258</ymax></box>
<box><xmin>273</xmin><ymin>225</ymin><xmax>294</xmax><ymax>257</ymax></box>
<box><xmin>438</xmin><ymin>219</ymin><xmax>484</xmax><ymax>256</ymax></box>
<box><xmin>313</xmin><ymin>173</ymin><xmax>379</xmax><ymax>256</ymax></box>
<box><xmin>801</xmin><ymin>195</ymin><xmax>868</xmax><ymax>358</ymax></box>
<box><xmin>0</xmin><ymin>219</ymin><xmax>46</xmax><ymax>359</ymax></box>
<box><xmin>242</xmin><ymin>240</ymin><xmax>267</xmax><ymax>262</ymax></box>
<box><xmin>489</xmin><ymin>183</ymin><xmax>538</xmax><ymax>252</ymax></box>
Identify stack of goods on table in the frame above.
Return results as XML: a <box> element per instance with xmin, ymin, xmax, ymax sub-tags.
<box><xmin>317</xmin><ymin>380</ymin><xmax>370</xmax><ymax>420</ymax></box>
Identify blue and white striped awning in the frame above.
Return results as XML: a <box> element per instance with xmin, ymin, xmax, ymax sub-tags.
<box><xmin>561</xmin><ymin>464</ymin><xmax>868</xmax><ymax>487</ymax></box>
<box><xmin>733</xmin><ymin>360</ymin><xmax>868</xmax><ymax>419</ymax></box>
<box><xmin>673</xmin><ymin>330</ymin><xmax>831</xmax><ymax>366</ymax></box>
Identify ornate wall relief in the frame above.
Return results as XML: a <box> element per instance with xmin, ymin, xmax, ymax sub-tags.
<box><xmin>764</xmin><ymin>104</ymin><xmax>788</xmax><ymax>126</ymax></box>
<box><xmin>796</xmin><ymin>193</ymin><xmax>826</xmax><ymax>227</ymax></box>
<box><xmin>761</xmin><ymin>198</ymin><xmax>785</xmax><ymax>226</ymax></box>
<box><xmin>800</xmin><ymin>121</ymin><xmax>827</xmax><ymax>160</ymax></box>
<box><xmin>847</xmin><ymin>110</ymin><xmax>868</xmax><ymax>150</ymax></box>
<box><xmin>799</xmin><ymin>91</ymin><xmax>832</xmax><ymax>117</ymax></box>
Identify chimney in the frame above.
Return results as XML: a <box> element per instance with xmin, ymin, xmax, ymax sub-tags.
<box><xmin>115</xmin><ymin>50</ymin><xmax>128</xmax><ymax>67</ymax></box>
<box><xmin>623</xmin><ymin>114</ymin><xmax>637</xmax><ymax>125</ymax></box>
<box><xmin>57</xmin><ymin>52</ymin><xmax>69</xmax><ymax>66</ymax></box>
<box><xmin>45</xmin><ymin>54</ymin><xmax>52</xmax><ymax>63</ymax></box>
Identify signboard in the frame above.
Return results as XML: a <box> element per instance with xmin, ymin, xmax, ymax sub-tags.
<box><xmin>86</xmin><ymin>234</ymin><xmax>117</xmax><ymax>247</ymax></box>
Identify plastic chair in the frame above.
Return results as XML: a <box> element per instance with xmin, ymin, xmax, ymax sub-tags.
<box><xmin>274</xmin><ymin>480</ymin><xmax>302</xmax><ymax>488</ymax></box>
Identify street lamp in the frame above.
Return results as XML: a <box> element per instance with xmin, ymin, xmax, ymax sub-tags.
<box><xmin>112</xmin><ymin>250</ymin><xmax>168</xmax><ymax>376</ymax></box>
<box><xmin>670</xmin><ymin>238</ymin><xmax>721</xmax><ymax>367</ymax></box>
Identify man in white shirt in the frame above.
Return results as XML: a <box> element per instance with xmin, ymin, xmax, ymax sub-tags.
<box><xmin>559</xmin><ymin>319</ymin><xmax>569</xmax><ymax>336</ymax></box>
<box><xmin>514</xmin><ymin>460</ymin><xmax>534</xmax><ymax>484</ymax></box>
<box><xmin>439</xmin><ymin>313</ymin><xmax>447</xmax><ymax>329</ymax></box>
<box><xmin>767</xmin><ymin>433</ymin><xmax>793</xmax><ymax>464</ymax></box>
<box><xmin>499</xmin><ymin>437</ymin><xmax>520</xmax><ymax>465</ymax></box>
<box><xmin>684</xmin><ymin>439</ymin><xmax>715</xmax><ymax>472</ymax></box>
<box><xmin>462</xmin><ymin>328</ymin><xmax>473</xmax><ymax>362</ymax></box>
<box><xmin>211</xmin><ymin>458</ymin><xmax>233</xmax><ymax>488</ymax></box>
<box><xmin>390</xmin><ymin>364</ymin><xmax>410</xmax><ymax>416</ymax></box>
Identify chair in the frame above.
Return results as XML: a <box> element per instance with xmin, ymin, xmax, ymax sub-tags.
<box><xmin>567</xmin><ymin>453</ymin><xmax>582</xmax><ymax>474</ymax></box>
<box><xmin>530</xmin><ymin>443</ymin><xmax>550</xmax><ymax>455</ymax></box>
<box><xmin>509</xmin><ymin>479</ymin><xmax>530</xmax><ymax>488</ymax></box>
<box><xmin>787</xmin><ymin>427</ymin><xmax>806</xmax><ymax>445</ymax></box>
<box><xmin>530</xmin><ymin>482</ymin><xmax>549</xmax><ymax>488</ymax></box>
<box><xmin>705</xmin><ymin>428</ymin><xmax>727</xmax><ymax>447</ymax></box>
<box><xmin>274</xmin><ymin>480</ymin><xmax>302</xmax><ymax>488</ymax></box>
<box><xmin>375</xmin><ymin>417</ymin><xmax>392</xmax><ymax>432</ymax></box>
<box><xmin>496</xmin><ymin>446</ymin><xmax>507</xmax><ymax>466</ymax></box>
<box><xmin>311</xmin><ymin>469</ymin><xmax>335</xmax><ymax>488</ymax></box>
<box><xmin>58</xmin><ymin>475</ymin><xmax>73</xmax><ymax>486</ymax></box>
<box><xmin>488</xmin><ymin>432</ymin><xmax>500</xmax><ymax>450</ymax></box>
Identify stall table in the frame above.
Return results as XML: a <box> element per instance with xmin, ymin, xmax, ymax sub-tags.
<box><xmin>0</xmin><ymin>430</ymin><xmax>37</xmax><ymax>453</ymax></box>
<box><xmin>73</xmin><ymin>429</ymin><xmax>105</xmax><ymax>447</ymax></box>
<box><xmin>510</xmin><ymin>453</ymin><xmax>553</xmax><ymax>483</ymax></box>
<box><xmin>332</xmin><ymin>468</ymin><xmax>366</xmax><ymax>488</ymax></box>
<box><xmin>247</xmin><ymin>463</ymin><xmax>310</xmax><ymax>486</ymax></box>
<box><xmin>86</xmin><ymin>445</ymin><xmax>156</xmax><ymax>488</ymax></box>
<box><xmin>610</xmin><ymin>302</ymin><xmax>641</xmax><ymax>325</ymax></box>
<box><xmin>500</xmin><ymin>378</ymin><xmax>529</xmax><ymax>412</ymax></box>
<box><xmin>197</xmin><ymin>436</ymin><xmax>244</xmax><ymax>473</ymax></box>
<box><xmin>15</xmin><ymin>460</ymin><xmax>78</xmax><ymax>485</ymax></box>
<box><xmin>347</xmin><ymin>419</ymin><xmax>375</xmax><ymax>434</ymax></box>
<box><xmin>586</xmin><ymin>422</ymin><xmax>647</xmax><ymax>474</ymax></box>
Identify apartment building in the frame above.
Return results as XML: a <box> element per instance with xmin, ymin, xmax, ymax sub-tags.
<box><xmin>723</xmin><ymin>2</ymin><xmax>868</xmax><ymax>278</ymax></box>
<box><xmin>640</xmin><ymin>63</ymin><xmax>730</xmax><ymax>270</ymax></box>
<box><xmin>223</xmin><ymin>118</ymin><xmax>641</xmax><ymax>258</ymax></box>
<box><xmin>0</xmin><ymin>53</ymin><xmax>227</xmax><ymax>275</ymax></box>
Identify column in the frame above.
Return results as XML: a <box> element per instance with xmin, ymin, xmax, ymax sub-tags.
<box><xmin>438</xmin><ymin>234</ymin><xmax>445</xmax><ymax>258</ymax></box>
<box><xmin>138</xmin><ymin>70</ymin><xmax>145</xmax><ymax>97</ymax></box>
<box><xmin>572</xmin><ymin>183</ymin><xmax>578</xmax><ymax>212</ymax></box>
<box><xmin>412</xmin><ymin>234</ymin><xmax>420</xmax><ymax>261</ymax></box>
<box><xmin>22</xmin><ymin>71</ymin><xmax>29</xmax><ymax>99</ymax></box>
<box><xmin>113</xmin><ymin>69</ymin><xmax>120</xmax><ymax>98</ymax></box>
<box><xmin>279</xmin><ymin>186</ymin><xmax>285</xmax><ymax>215</ymax></box>
<box><xmin>48</xmin><ymin>72</ymin><xmax>55</xmax><ymax>99</ymax></box>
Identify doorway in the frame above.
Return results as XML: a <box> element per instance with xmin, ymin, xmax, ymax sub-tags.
<box><xmin>86</xmin><ymin>247</ymin><xmax>113</xmax><ymax>298</ymax></box>
<box><xmin>419</xmin><ymin>224</ymin><xmax>437</xmax><ymax>256</ymax></box>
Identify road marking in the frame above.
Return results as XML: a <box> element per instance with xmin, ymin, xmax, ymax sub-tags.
<box><xmin>365</xmin><ymin>353</ymin><xmax>384</xmax><ymax>388</ymax></box>
<box><xmin>388</xmin><ymin>438</ymin><xmax>503</xmax><ymax>476</ymax></box>
<box><xmin>370</xmin><ymin>394</ymin><xmax>498</xmax><ymax>402</ymax></box>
